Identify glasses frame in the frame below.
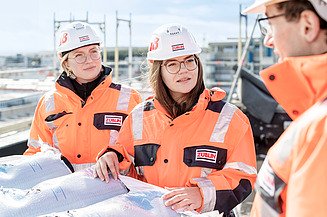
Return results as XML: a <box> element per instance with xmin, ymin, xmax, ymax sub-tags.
<box><xmin>68</xmin><ymin>49</ymin><xmax>102</xmax><ymax>64</ymax></box>
<box><xmin>161</xmin><ymin>55</ymin><xmax>198</xmax><ymax>74</ymax></box>
<box><xmin>257</xmin><ymin>13</ymin><xmax>286</xmax><ymax>36</ymax></box>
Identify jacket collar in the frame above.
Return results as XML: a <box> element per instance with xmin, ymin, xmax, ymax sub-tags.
<box><xmin>152</xmin><ymin>88</ymin><xmax>226</xmax><ymax>122</ymax></box>
<box><xmin>260</xmin><ymin>53</ymin><xmax>327</xmax><ymax>120</ymax></box>
<box><xmin>56</xmin><ymin>65</ymin><xmax>113</xmax><ymax>100</ymax></box>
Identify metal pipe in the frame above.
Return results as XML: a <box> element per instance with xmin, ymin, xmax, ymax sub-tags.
<box><xmin>53</xmin><ymin>13</ymin><xmax>57</xmax><ymax>78</ymax></box>
<box><xmin>114</xmin><ymin>11</ymin><xmax>119</xmax><ymax>81</ymax></box>
<box><xmin>102</xmin><ymin>15</ymin><xmax>107</xmax><ymax>64</ymax></box>
<box><xmin>227</xmin><ymin>15</ymin><xmax>259</xmax><ymax>102</ymax></box>
<box><xmin>238</xmin><ymin>4</ymin><xmax>242</xmax><ymax>62</ymax></box>
<box><xmin>128</xmin><ymin>13</ymin><xmax>132</xmax><ymax>85</ymax></box>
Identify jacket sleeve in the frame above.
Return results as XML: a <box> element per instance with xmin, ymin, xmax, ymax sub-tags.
<box><xmin>97</xmin><ymin>113</ymin><xmax>136</xmax><ymax>176</ymax></box>
<box><xmin>286</xmin><ymin>116</ymin><xmax>327</xmax><ymax>217</ymax></box>
<box><xmin>24</xmin><ymin>96</ymin><xmax>54</xmax><ymax>155</ymax></box>
<box><xmin>187</xmin><ymin>110</ymin><xmax>257</xmax><ymax>214</ymax></box>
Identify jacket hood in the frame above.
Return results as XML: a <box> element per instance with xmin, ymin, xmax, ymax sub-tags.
<box><xmin>260</xmin><ymin>53</ymin><xmax>327</xmax><ymax>120</ymax></box>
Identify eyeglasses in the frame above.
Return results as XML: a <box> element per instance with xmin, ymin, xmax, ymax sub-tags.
<box><xmin>257</xmin><ymin>14</ymin><xmax>285</xmax><ymax>36</ymax></box>
<box><xmin>162</xmin><ymin>56</ymin><xmax>198</xmax><ymax>74</ymax></box>
<box><xmin>68</xmin><ymin>49</ymin><xmax>101</xmax><ymax>64</ymax></box>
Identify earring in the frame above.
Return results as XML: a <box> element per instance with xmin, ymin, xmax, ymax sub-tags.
<box><xmin>67</xmin><ymin>70</ymin><xmax>77</xmax><ymax>79</ymax></box>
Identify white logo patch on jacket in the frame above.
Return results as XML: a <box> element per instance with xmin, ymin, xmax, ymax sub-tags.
<box><xmin>195</xmin><ymin>149</ymin><xmax>218</xmax><ymax>163</ymax></box>
<box><xmin>104</xmin><ymin>115</ymin><xmax>122</xmax><ymax>126</ymax></box>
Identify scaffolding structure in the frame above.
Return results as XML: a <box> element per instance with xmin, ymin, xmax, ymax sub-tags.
<box><xmin>114</xmin><ymin>11</ymin><xmax>132</xmax><ymax>82</ymax></box>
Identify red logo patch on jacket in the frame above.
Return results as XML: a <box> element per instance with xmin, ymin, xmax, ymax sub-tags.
<box><xmin>195</xmin><ymin>149</ymin><xmax>218</xmax><ymax>163</ymax></box>
<box><xmin>104</xmin><ymin>115</ymin><xmax>122</xmax><ymax>126</ymax></box>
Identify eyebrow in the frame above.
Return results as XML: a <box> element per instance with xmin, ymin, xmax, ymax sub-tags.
<box><xmin>165</xmin><ymin>55</ymin><xmax>194</xmax><ymax>62</ymax></box>
<box><xmin>71</xmin><ymin>47</ymin><xmax>99</xmax><ymax>55</ymax></box>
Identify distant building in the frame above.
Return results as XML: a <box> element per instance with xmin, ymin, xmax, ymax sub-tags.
<box><xmin>0</xmin><ymin>39</ymin><xmax>277</xmax><ymax>95</ymax></box>
<box><xmin>2</xmin><ymin>54</ymin><xmax>46</xmax><ymax>69</ymax></box>
<box><xmin>205</xmin><ymin>38</ymin><xmax>277</xmax><ymax>93</ymax></box>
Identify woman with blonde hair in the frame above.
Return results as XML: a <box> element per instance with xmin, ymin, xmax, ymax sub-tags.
<box><xmin>25</xmin><ymin>22</ymin><xmax>142</xmax><ymax>171</ymax></box>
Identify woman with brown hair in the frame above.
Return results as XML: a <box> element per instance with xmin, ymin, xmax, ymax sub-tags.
<box><xmin>95</xmin><ymin>23</ymin><xmax>257</xmax><ymax>217</ymax></box>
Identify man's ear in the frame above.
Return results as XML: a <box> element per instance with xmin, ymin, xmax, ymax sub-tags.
<box><xmin>300</xmin><ymin>10</ymin><xmax>321</xmax><ymax>42</ymax></box>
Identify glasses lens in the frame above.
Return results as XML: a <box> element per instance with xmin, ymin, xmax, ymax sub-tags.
<box><xmin>71</xmin><ymin>50</ymin><xmax>101</xmax><ymax>64</ymax></box>
<box><xmin>166</xmin><ymin>61</ymin><xmax>180</xmax><ymax>74</ymax></box>
<box><xmin>259</xmin><ymin>19</ymin><xmax>270</xmax><ymax>36</ymax></box>
<box><xmin>184</xmin><ymin>57</ymin><xmax>197</xmax><ymax>71</ymax></box>
<box><xmin>74</xmin><ymin>55</ymin><xmax>86</xmax><ymax>64</ymax></box>
<box><xmin>90</xmin><ymin>50</ymin><xmax>101</xmax><ymax>60</ymax></box>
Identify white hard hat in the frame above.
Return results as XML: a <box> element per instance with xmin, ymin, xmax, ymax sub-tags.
<box><xmin>243</xmin><ymin>0</ymin><xmax>327</xmax><ymax>22</ymax></box>
<box><xmin>147</xmin><ymin>23</ymin><xmax>201</xmax><ymax>61</ymax></box>
<box><xmin>57</xmin><ymin>22</ymin><xmax>102</xmax><ymax>56</ymax></box>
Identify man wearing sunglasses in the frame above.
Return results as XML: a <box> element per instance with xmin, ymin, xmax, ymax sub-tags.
<box><xmin>243</xmin><ymin>0</ymin><xmax>327</xmax><ymax>216</ymax></box>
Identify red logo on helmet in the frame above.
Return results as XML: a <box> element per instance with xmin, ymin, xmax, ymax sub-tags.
<box><xmin>60</xmin><ymin>33</ymin><xmax>68</xmax><ymax>45</ymax></box>
<box><xmin>172</xmin><ymin>44</ymin><xmax>185</xmax><ymax>52</ymax></box>
<box><xmin>149</xmin><ymin>37</ymin><xmax>159</xmax><ymax>51</ymax></box>
<box><xmin>79</xmin><ymin>35</ymin><xmax>90</xmax><ymax>42</ymax></box>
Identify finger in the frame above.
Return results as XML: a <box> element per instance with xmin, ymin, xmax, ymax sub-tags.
<box><xmin>164</xmin><ymin>193</ymin><xmax>187</xmax><ymax>207</ymax></box>
<box><xmin>162</xmin><ymin>188</ymin><xmax>185</xmax><ymax>200</ymax></box>
<box><xmin>114</xmin><ymin>158</ymin><xmax>120</xmax><ymax>180</ymax></box>
<box><xmin>93</xmin><ymin>165</ymin><xmax>98</xmax><ymax>178</ymax></box>
<box><xmin>105</xmin><ymin>157</ymin><xmax>118</xmax><ymax>181</ymax></box>
<box><xmin>95</xmin><ymin>163</ymin><xmax>105</xmax><ymax>181</ymax></box>
<box><xmin>171</xmin><ymin>198</ymin><xmax>192</xmax><ymax>211</ymax></box>
<box><xmin>99</xmin><ymin>160</ymin><xmax>110</xmax><ymax>183</ymax></box>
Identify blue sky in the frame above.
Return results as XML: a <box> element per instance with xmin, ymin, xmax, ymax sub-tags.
<box><xmin>0</xmin><ymin>0</ymin><xmax>260</xmax><ymax>55</ymax></box>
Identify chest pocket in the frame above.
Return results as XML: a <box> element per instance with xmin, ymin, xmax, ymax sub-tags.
<box><xmin>93</xmin><ymin>112</ymin><xmax>127</xmax><ymax>131</ymax></box>
<box><xmin>45</xmin><ymin>111</ymin><xmax>72</xmax><ymax>131</ymax></box>
<box><xmin>134</xmin><ymin>143</ymin><xmax>160</xmax><ymax>167</ymax></box>
<box><xmin>183</xmin><ymin>145</ymin><xmax>227</xmax><ymax>170</ymax></box>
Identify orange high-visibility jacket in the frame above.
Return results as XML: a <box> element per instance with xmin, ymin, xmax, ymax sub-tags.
<box><xmin>251</xmin><ymin>53</ymin><xmax>327</xmax><ymax>217</ymax></box>
<box><xmin>24</xmin><ymin>66</ymin><xmax>142</xmax><ymax>171</ymax></box>
<box><xmin>99</xmin><ymin>88</ymin><xmax>257</xmax><ymax>214</ymax></box>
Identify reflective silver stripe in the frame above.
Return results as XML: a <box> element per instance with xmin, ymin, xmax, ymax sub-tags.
<box><xmin>210</xmin><ymin>102</ymin><xmax>237</xmax><ymax>143</ymax></box>
<box><xmin>275</xmin><ymin>101</ymin><xmax>327</xmax><ymax>163</ymax></box>
<box><xmin>116</xmin><ymin>86</ymin><xmax>131</xmax><ymax>111</ymax></box>
<box><xmin>27</xmin><ymin>138</ymin><xmax>41</xmax><ymax>148</ymax></box>
<box><xmin>52</xmin><ymin>133</ymin><xmax>59</xmax><ymax>149</ymax></box>
<box><xmin>272</xmin><ymin>118</ymin><xmax>301</xmax><ymax>163</ymax></box>
<box><xmin>109</xmin><ymin>130</ymin><xmax>119</xmax><ymax>146</ymax></box>
<box><xmin>258</xmin><ymin>194</ymin><xmax>279</xmax><ymax>217</ymax></box>
<box><xmin>223</xmin><ymin>162</ymin><xmax>257</xmax><ymax>175</ymax></box>
<box><xmin>132</xmin><ymin>104</ymin><xmax>144</xmax><ymax>140</ymax></box>
<box><xmin>201</xmin><ymin>168</ymin><xmax>212</xmax><ymax>178</ymax></box>
<box><xmin>45</xmin><ymin>121</ymin><xmax>56</xmax><ymax>130</ymax></box>
<box><xmin>72</xmin><ymin>163</ymin><xmax>95</xmax><ymax>172</ymax></box>
<box><xmin>192</xmin><ymin>177</ymin><xmax>216</xmax><ymax>213</ymax></box>
<box><xmin>44</xmin><ymin>92</ymin><xmax>55</xmax><ymax>113</ymax></box>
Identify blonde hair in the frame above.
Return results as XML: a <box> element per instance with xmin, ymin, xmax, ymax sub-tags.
<box><xmin>149</xmin><ymin>55</ymin><xmax>205</xmax><ymax>119</ymax></box>
<box><xmin>59</xmin><ymin>53</ymin><xmax>76</xmax><ymax>79</ymax></box>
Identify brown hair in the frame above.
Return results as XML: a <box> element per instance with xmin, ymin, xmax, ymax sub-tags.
<box><xmin>149</xmin><ymin>55</ymin><xmax>205</xmax><ymax>119</ymax></box>
<box><xmin>276</xmin><ymin>0</ymin><xmax>327</xmax><ymax>29</ymax></box>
